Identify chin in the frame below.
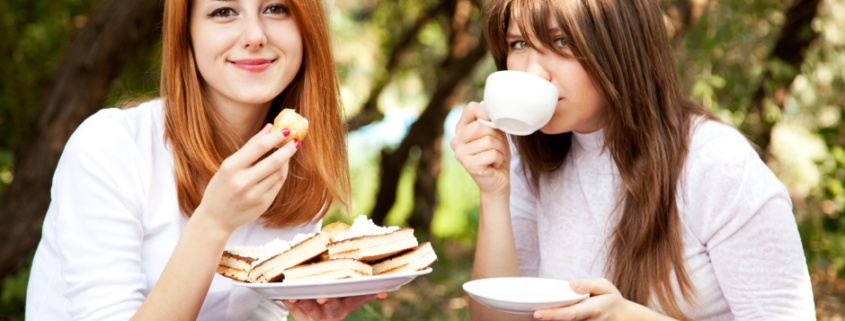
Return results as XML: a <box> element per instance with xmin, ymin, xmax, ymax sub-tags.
<box><xmin>232</xmin><ymin>88</ymin><xmax>283</xmax><ymax>104</ymax></box>
<box><xmin>538</xmin><ymin>125</ymin><xmax>571</xmax><ymax>135</ymax></box>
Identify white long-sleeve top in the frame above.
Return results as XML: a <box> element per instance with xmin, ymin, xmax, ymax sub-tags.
<box><xmin>26</xmin><ymin>100</ymin><xmax>319</xmax><ymax>321</ymax></box>
<box><xmin>509</xmin><ymin>119</ymin><xmax>815</xmax><ymax>320</ymax></box>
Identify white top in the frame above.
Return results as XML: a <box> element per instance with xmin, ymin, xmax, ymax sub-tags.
<box><xmin>509</xmin><ymin>120</ymin><xmax>815</xmax><ymax>320</ymax></box>
<box><xmin>26</xmin><ymin>100</ymin><xmax>320</xmax><ymax>321</ymax></box>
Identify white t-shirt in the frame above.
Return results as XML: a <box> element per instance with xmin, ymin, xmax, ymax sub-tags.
<box><xmin>26</xmin><ymin>100</ymin><xmax>319</xmax><ymax>321</ymax></box>
<box><xmin>509</xmin><ymin>119</ymin><xmax>815</xmax><ymax>320</ymax></box>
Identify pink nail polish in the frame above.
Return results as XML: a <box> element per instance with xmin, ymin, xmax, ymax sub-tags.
<box><xmin>294</xmin><ymin>140</ymin><xmax>300</xmax><ymax>149</ymax></box>
<box><xmin>534</xmin><ymin>312</ymin><xmax>543</xmax><ymax>320</ymax></box>
<box><xmin>282</xmin><ymin>128</ymin><xmax>290</xmax><ymax>137</ymax></box>
<box><xmin>290</xmin><ymin>299</ymin><xmax>299</xmax><ymax>304</ymax></box>
<box><xmin>319</xmin><ymin>300</ymin><xmax>327</xmax><ymax>305</ymax></box>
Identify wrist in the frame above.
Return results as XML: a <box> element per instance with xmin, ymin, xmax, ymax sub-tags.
<box><xmin>479</xmin><ymin>185</ymin><xmax>509</xmax><ymax>201</ymax></box>
<box><xmin>191</xmin><ymin>205</ymin><xmax>236</xmax><ymax>239</ymax></box>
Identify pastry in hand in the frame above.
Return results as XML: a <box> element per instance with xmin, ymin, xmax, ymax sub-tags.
<box><xmin>321</xmin><ymin>221</ymin><xmax>351</xmax><ymax>242</ymax></box>
<box><xmin>272</xmin><ymin>109</ymin><xmax>309</xmax><ymax>148</ymax></box>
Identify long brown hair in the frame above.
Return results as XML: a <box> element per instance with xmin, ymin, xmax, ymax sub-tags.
<box><xmin>160</xmin><ymin>0</ymin><xmax>350</xmax><ymax>227</ymax></box>
<box><xmin>485</xmin><ymin>0</ymin><xmax>717</xmax><ymax>318</ymax></box>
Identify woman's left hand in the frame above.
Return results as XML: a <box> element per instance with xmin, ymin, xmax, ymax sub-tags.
<box><xmin>533</xmin><ymin>278</ymin><xmax>652</xmax><ymax>321</ymax></box>
<box><xmin>279</xmin><ymin>292</ymin><xmax>387</xmax><ymax>321</ymax></box>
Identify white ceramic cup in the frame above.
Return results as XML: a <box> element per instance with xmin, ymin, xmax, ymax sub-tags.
<box><xmin>478</xmin><ymin>70</ymin><xmax>559</xmax><ymax>136</ymax></box>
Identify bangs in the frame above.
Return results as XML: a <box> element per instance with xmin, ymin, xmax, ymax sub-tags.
<box><xmin>484</xmin><ymin>0</ymin><xmax>577</xmax><ymax>70</ymax></box>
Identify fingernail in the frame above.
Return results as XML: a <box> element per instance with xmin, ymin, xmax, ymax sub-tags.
<box><xmin>282</xmin><ymin>128</ymin><xmax>290</xmax><ymax>137</ymax></box>
<box><xmin>534</xmin><ymin>312</ymin><xmax>543</xmax><ymax>320</ymax></box>
<box><xmin>319</xmin><ymin>300</ymin><xmax>327</xmax><ymax>305</ymax></box>
<box><xmin>289</xmin><ymin>299</ymin><xmax>299</xmax><ymax>304</ymax></box>
<box><xmin>263</xmin><ymin>123</ymin><xmax>272</xmax><ymax>131</ymax></box>
<box><xmin>377</xmin><ymin>297</ymin><xmax>385</xmax><ymax>301</ymax></box>
<box><xmin>572</xmin><ymin>279</ymin><xmax>580</xmax><ymax>289</ymax></box>
<box><xmin>294</xmin><ymin>139</ymin><xmax>300</xmax><ymax>149</ymax></box>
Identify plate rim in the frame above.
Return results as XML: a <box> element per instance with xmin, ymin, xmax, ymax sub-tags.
<box><xmin>463</xmin><ymin>277</ymin><xmax>589</xmax><ymax>304</ymax></box>
<box><xmin>232</xmin><ymin>267</ymin><xmax>433</xmax><ymax>288</ymax></box>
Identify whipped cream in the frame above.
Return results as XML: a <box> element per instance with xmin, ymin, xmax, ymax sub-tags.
<box><xmin>335</xmin><ymin>215</ymin><xmax>400</xmax><ymax>241</ymax></box>
<box><xmin>289</xmin><ymin>232</ymin><xmax>315</xmax><ymax>247</ymax></box>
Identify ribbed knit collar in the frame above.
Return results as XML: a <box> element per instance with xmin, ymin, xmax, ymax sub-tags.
<box><xmin>572</xmin><ymin>127</ymin><xmax>606</xmax><ymax>153</ymax></box>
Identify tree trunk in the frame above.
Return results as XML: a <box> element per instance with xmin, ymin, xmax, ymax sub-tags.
<box><xmin>0</xmin><ymin>0</ymin><xmax>164</xmax><ymax>280</ymax></box>
<box><xmin>750</xmin><ymin>0</ymin><xmax>822</xmax><ymax>156</ymax></box>
<box><xmin>370</xmin><ymin>0</ymin><xmax>487</xmax><ymax>229</ymax></box>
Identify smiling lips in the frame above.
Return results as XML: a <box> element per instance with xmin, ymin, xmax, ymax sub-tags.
<box><xmin>230</xmin><ymin>59</ymin><xmax>275</xmax><ymax>72</ymax></box>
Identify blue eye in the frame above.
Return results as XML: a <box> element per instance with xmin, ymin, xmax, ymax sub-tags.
<box><xmin>209</xmin><ymin>8</ymin><xmax>237</xmax><ymax>18</ymax></box>
<box><xmin>510</xmin><ymin>41</ymin><xmax>527</xmax><ymax>50</ymax></box>
<box><xmin>554</xmin><ymin>37</ymin><xmax>568</xmax><ymax>48</ymax></box>
<box><xmin>264</xmin><ymin>4</ymin><xmax>289</xmax><ymax>15</ymax></box>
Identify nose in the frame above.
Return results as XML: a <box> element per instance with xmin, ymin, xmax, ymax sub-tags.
<box><xmin>524</xmin><ymin>50</ymin><xmax>552</xmax><ymax>82</ymax></box>
<box><xmin>240</xmin><ymin>14</ymin><xmax>267</xmax><ymax>51</ymax></box>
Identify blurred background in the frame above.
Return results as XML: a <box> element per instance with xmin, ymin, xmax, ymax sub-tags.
<box><xmin>0</xmin><ymin>0</ymin><xmax>843</xmax><ymax>319</ymax></box>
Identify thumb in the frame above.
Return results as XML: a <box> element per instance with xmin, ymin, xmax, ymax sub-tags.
<box><xmin>569</xmin><ymin>278</ymin><xmax>617</xmax><ymax>296</ymax></box>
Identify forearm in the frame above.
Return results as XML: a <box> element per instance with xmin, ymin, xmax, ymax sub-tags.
<box><xmin>469</xmin><ymin>191</ymin><xmax>531</xmax><ymax>321</ymax></box>
<box><xmin>132</xmin><ymin>206</ymin><xmax>232</xmax><ymax>320</ymax></box>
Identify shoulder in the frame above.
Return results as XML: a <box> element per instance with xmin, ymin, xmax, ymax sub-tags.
<box><xmin>684</xmin><ymin>119</ymin><xmax>761</xmax><ymax>182</ymax></box>
<box><xmin>62</xmin><ymin>100</ymin><xmax>164</xmax><ymax>173</ymax></box>
<box><xmin>68</xmin><ymin>100</ymin><xmax>163</xmax><ymax>150</ymax></box>
<box><xmin>688</xmin><ymin>119</ymin><xmax>754</xmax><ymax>164</ymax></box>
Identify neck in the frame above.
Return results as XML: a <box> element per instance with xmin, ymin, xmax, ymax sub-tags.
<box><xmin>205</xmin><ymin>89</ymin><xmax>272</xmax><ymax>143</ymax></box>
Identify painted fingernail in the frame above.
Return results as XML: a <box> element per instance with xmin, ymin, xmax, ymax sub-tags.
<box><xmin>534</xmin><ymin>312</ymin><xmax>543</xmax><ymax>320</ymax></box>
<box><xmin>319</xmin><ymin>300</ymin><xmax>327</xmax><ymax>305</ymax></box>
<box><xmin>377</xmin><ymin>297</ymin><xmax>385</xmax><ymax>301</ymax></box>
<box><xmin>290</xmin><ymin>299</ymin><xmax>299</xmax><ymax>304</ymax></box>
<box><xmin>263</xmin><ymin>123</ymin><xmax>272</xmax><ymax>131</ymax></box>
<box><xmin>282</xmin><ymin>128</ymin><xmax>290</xmax><ymax>137</ymax></box>
<box><xmin>294</xmin><ymin>139</ymin><xmax>300</xmax><ymax>149</ymax></box>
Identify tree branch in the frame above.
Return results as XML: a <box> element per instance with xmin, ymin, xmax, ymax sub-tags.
<box><xmin>346</xmin><ymin>0</ymin><xmax>451</xmax><ymax>132</ymax></box>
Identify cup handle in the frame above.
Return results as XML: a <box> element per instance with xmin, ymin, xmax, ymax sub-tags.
<box><xmin>476</xmin><ymin>118</ymin><xmax>497</xmax><ymax>129</ymax></box>
<box><xmin>474</xmin><ymin>100</ymin><xmax>498</xmax><ymax>129</ymax></box>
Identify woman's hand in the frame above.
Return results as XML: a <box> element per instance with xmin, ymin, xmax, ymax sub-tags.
<box><xmin>279</xmin><ymin>292</ymin><xmax>387</xmax><ymax>321</ymax></box>
<box><xmin>450</xmin><ymin>102</ymin><xmax>511</xmax><ymax>197</ymax></box>
<box><xmin>532</xmin><ymin>279</ymin><xmax>675</xmax><ymax>321</ymax></box>
<box><xmin>195</xmin><ymin>124</ymin><xmax>299</xmax><ymax>233</ymax></box>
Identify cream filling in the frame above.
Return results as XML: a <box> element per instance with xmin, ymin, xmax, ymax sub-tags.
<box><xmin>284</xmin><ymin>259</ymin><xmax>373</xmax><ymax>280</ymax></box>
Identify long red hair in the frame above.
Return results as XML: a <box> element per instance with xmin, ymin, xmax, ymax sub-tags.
<box><xmin>485</xmin><ymin>0</ymin><xmax>719</xmax><ymax>318</ymax></box>
<box><xmin>160</xmin><ymin>0</ymin><xmax>349</xmax><ymax>227</ymax></box>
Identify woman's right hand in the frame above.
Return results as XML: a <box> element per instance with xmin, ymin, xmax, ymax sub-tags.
<box><xmin>450</xmin><ymin>101</ymin><xmax>511</xmax><ymax>197</ymax></box>
<box><xmin>196</xmin><ymin>124</ymin><xmax>299</xmax><ymax>233</ymax></box>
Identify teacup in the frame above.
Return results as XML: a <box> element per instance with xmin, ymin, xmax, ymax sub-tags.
<box><xmin>477</xmin><ymin>70</ymin><xmax>559</xmax><ymax>136</ymax></box>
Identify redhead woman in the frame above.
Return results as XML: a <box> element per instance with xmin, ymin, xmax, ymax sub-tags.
<box><xmin>452</xmin><ymin>0</ymin><xmax>815</xmax><ymax>320</ymax></box>
<box><xmin>25</xmin><ymin>0</ymin><xmax>379</xmax><ymax>320</ymax></box>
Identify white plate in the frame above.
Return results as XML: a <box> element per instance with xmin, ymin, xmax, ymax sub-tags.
<box><xmin>233</xmin><ymin>268</ymin><xmax>432</xmax><ymax>299</ymax></box>
<box><xmin>463</xmin><ymin>278</ymin><xmax>589</xmax><ymax>314</ymax></box>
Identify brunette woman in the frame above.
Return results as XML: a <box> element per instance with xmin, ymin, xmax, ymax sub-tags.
<box><xmin>25</xmin><ymin>0</ymin><xmax>377</xmax><ymax>320</ymax></box>
<box><xmin>451</xmin><ymin>0</ymin><xmax>815</xmax><ymax>320</ymax></box>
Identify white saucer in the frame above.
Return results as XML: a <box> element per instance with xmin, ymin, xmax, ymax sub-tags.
<box><xmin>462</xmin><ymin>278</ymin><xmax>589</xmax><ymax>314</ymax></box>
<box><xmin>233</xmin><ymin>268</ymin><xmax>432</xmax><ymax>299</ymax></box>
